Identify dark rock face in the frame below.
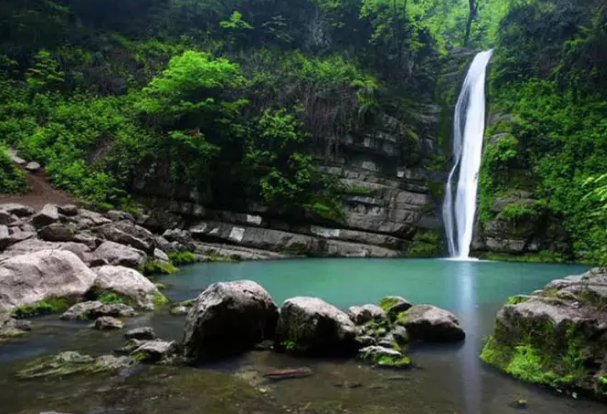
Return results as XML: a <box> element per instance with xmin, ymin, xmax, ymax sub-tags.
<box><xmin>481</xmin><ymin>268</ymin><xmax>607</xmax><ymax>400</ymax></box>
<box><xmin>275</xmin><ymin>297</ymin><xmax>359</xmax><ymax>355</ymax></box>
<box><xmin>397</xmin><ymin>305</ymin><xmax>465</xmax><ymax>342</ymax></box>
<box><xmin>183</xmin><ymin>280</ymin><xmax>278</xmax><ymax>359</ymax></box>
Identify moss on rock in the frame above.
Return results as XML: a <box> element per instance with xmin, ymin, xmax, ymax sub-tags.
<box><xmin>12</xmin><ymin>297</ymin><xmax>74</xmax><ymax>318</ymax></box>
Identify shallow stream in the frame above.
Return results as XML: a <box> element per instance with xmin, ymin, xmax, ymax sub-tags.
<box><xmin>1</xmin><ymin>259</ymin><xmax>605</xmax><ymax>414</ymax></box>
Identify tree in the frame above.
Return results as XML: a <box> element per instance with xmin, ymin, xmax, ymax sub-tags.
<box><xmin>464</xmin><ymin>0</ymin><xmax>478</xmax><ymax>46</ymax></box>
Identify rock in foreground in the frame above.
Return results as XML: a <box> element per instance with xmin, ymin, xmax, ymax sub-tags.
<box><xmin>0</xmin><ymin>250</ymin><xmax>96</xmax><ymax>312</ymax></box>
<box><xmin>397</xmin><ymin>305</ymin><xmax>465</xmax><ymax>342</ymax></box>
<box><xmin>481</xmin><ymin>268</ymin><xmax>607</xmax><ymax>400</ymax></box>
<box><xmin>17</xmin><ymin>351</ymin><xmax>132</xmax><ymax>379</ymax></box>
<box><xmin>275</xmin><ymin>297</ymin><xmax>359</xmax><ymax>355</ymax></box>
<box><xmin>183</xmin><ymin>280</ymin><xmax>278</xmax><ymax>359</ymax></box>
<box><xmin>93</xmin><ymin>266</ymin><xmax>168</xmax><ymax>310</ymax></box>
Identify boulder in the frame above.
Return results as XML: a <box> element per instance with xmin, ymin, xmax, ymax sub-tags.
<box><xmin>0</xmin><ymin>225</ymin><xmax>9</xmax><ymax>250</ymax></box>
<box><xmin>76</xmin><ymin>209</ymin><xmax>111</xmax><ymax>229</ymax></box>
<box><xmin>60</xmin><ymin>301</ymin><xmax>136</xmax><ymax>320</ymax></box>
<box><xmin>92</xmin><ymin>241</ymin><xmax>147</xmax><ymax>268</ymax></box>
<box><xmin>153</xmin><ymin>236</ymin><xmax>176</xmax><ymax>253</ymax></box>
<box><xmin>183</xmin><ymin>280</ymin><xmax>278</xmax><ymax>359</ymax></box>
<box><xmin>275</xmin><ymin>297</ymin><xmax>359</xmax><ymax>355</ymax></box>
<box><xmin>0</xmin><ymin>250</ymin><xmax>96</xmax><ymax>312</ymax></box>
<box><xmin>4</xmin><ymin>239</ymin><xmax>90</xmax><ymax>262</ymax></box>
<box><xmin>0</xmin><ymin>203</ymin><xmax>34</xmax><ymax>217</ymax></box>
<box><xmin>32</xmin><ymin>204</ymin><xmax>60</xmax><ymax>229</ymax></box>
<box><xmin>163</xmin><ymin>229</ymin><xmax>195</xmax><ymax>250</ymax></box>
<box><xmin>0</xmin><ymin>210</ymin><xmax>18</xmax><ymax>226</ymax></box>
<box><xmin>93</xmin><ymin>265</ymin><xmax>167</xmax><ymax>310</ymax></box>
<box><xmin>397</xmin><ymin>305</ymin><xmax>465</xmax><ymax>342</ymax></box>
<box><xmin>481</xmin><ymin>269</ymin><xmax>607</xmax><ymax>400</ymax></box>
<box><xmin>380</xmin><ymin>296</ymin><xmax>413</xmax><ymax>320</ymax></box>
<box><xmin>38</xmin><ymin>223</ymin><xmax>76</xmax><ymax>242</ymax></box>
<box><xmin>153</xmin><ymin>248</ymin><xmax>170</xmax><ymax>262</ymax></box>
<box><xmin>132</xmin><ymin>340</ymin><xmax>176</xmax><ymax>363</ymax></box>
<box><xmin>93</xmin><ymin>316</ymin><xmax>124</xmax><ymax>330</ymax></box>
<box><xmin>98</xmin><ymin>224</ymin><xmax>151</xmax><ymax>253</ymax></box>
<box><xmin>107</xmin><ymin>210</ymin><xmax>134</xmax><ymax>222</ymax></box>
<box><xmin>348</xmin><ymin>304</ymin><xmax>387</xmax><ymax>325</ymax></box>
<box><xmin>125</xmin><ymin>327</ymin><xmax>156</xmax><ymax>341</ymax></box>
<box><xmin>57</xmin><ymin>205</ymin><xmax>79</xmax><ymax>217</ymax></box>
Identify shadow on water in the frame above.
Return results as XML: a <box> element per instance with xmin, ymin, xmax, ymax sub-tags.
<box><xmin>0</xmin><ymin>258</ymin><xmax>605</xmax><ymax>414</ymax></box>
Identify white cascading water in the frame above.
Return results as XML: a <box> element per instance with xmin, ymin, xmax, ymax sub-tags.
<box><xmin>443</xmin><ymin>50</ymin><xmax>493</xmax><ymax>259</ymax></box>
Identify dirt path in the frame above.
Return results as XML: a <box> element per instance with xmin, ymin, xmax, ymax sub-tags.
<box><xmin>0</xmin><ymin>170</ymin><xmax>79</xmax><ymax>210</ymax></box>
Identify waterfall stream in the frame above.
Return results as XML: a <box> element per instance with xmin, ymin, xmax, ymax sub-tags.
<box><xmin>443</xmin><ymin>50</ymin><xmax>493</xmax><ymax>259</ymax></box>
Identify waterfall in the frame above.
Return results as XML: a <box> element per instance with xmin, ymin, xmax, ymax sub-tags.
<box><xmin>443</xmin><ymin>50</ymin><xmax>493</xmax><ymax>259</ymax></box>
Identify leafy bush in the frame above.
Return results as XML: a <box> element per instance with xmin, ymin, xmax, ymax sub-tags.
<box><xmin>0</xmin><ymin>145</ymin><xmax>28</xmax><ymax>194</ymax></box>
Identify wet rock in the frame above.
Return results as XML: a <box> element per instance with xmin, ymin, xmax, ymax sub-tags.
<box><xmin>32</xmin><ymin>204</ymin><xmax>60</xmax><ymax>229</ymax></box>
<box><xmin>61</xmin><ymin>301</ymin><xmax>137</xmax><ymax>320</ymax></box>
<box><xmin>57</xmin><ymin>204</ymin><xmax>79</xmax><ymax>217</ymax></box>
<box><xmin>125</xmin><ymin>327</ymin><xmax>157</xmax><ymax>341</ymax></box>
<box><xmin>38</xmin><ymin>223</ymin><xmax>76</xmax><ymax>242</ymax></box>
<box><xmin>132</xmin><ymin>340</ymin><xmax>175</xmax><ymax>363</ymax></box>
<box><xmin>93</xmin><ymin>316</ymin><xmax>124</xmax><ymax>330</ymax></box>
<box><xmin>170</xmin><ymin>305</ymin><xmax>189</xmax><ymax>316</ymax></box>
<box><xmin>0</xmin><ymin>203</ymin><xmax>35</xmax><ymax>217</ymax></box>
<box><xmin>348</xmin><ymin>304</ymin><xmax>386</xmax><ymax>325</ymax></box>
<box><xmin>263</xmin><ymin>367</ymin><xmax>313</xmax><ymax>381</ymax></box>
<box><xmin>358</xmin><ymin>346</ymin><xmax>411</xmax><ymax>368</ymax></box>
<box><xmin>378</xmin><ymin>333</ymin><xmax>396</xmax><ymax>348</ymax></box>
<box><xmin>355</xmin><ymin>335</ymin><xmax>376</xmax><ymax>347</ymax></box>
<box><xmin>275</xmin><ymin>297</ymin><xmax>359</xmax><ymax>355</ymax></box>
<box><xmin>0</xmin><ymin>312</ymin><xmax>31</xmax><ymax>338</ymax></box>
<box><xmin>24</xmin><ymin>161</ymin><xmax>40</xmax><ymax>172</ymax></box>
<box><xmin>92</xmin><ymin>241</ymin><xmax>147</xmax><ymax>268</ymax></box>
<box><xmin>154</xmin><ymin>248</ymin><xmax>170</xmax><ymax>262</ymax></box>
<box><xmin>380</xmin><ymin>296</ymin><xmax>413</xmax><ymax>320</ymax></box>
<box><xmin>183</xmin><ymin>280</ymin><xmax>278</xmax><ymax>359</ymax></box>
<box><xmin>93</xmin><ymin>265</ymin><xmax>168</xmax><ymax>310</ymax></box>
<box><xmin>17</xmin><ymin>351</ymin><xmax>131</xmax><ymax>379</ymax></box>
<box><xmin>0</xmin><ymin>250</ymin><xmax>96</xmax><ymax>312</ymax></box>
<box><xmin>397</xmin><ymin>305</ymin><xmax>465</xmax><ymax>342</ymax></box>
<box><xmin>390</xmin><ymin>325</ymin><xmax>409</xmax><ymax>344</ymax></box>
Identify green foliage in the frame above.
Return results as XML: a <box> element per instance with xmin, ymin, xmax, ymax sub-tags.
<box><xmin>143</xmin><ymin>259</ymin><xmax>180</xmax><ymax>275</ymax></box>
<box><xmin>12</xmin><ymin>298</ymin><xmax>72</xmax><ymax>318</ymax></box>
<box><xmin>169</xmin><ymin>251</ymin><xmax>198</xmax><ymax>266</ymax></box>
<box><xmin>26</xmin><ymin>50</ymin><xmax>65</xmax><ymax>93</ymax></box>
<box><xmin>0</xmin><ymin>145</ymin><xmax>28</xmax><ymax>194</ymax></box>
<box><xmin>407</xmin><ymin>230</ymin><xmax>443</xmax><ymax>258</ymax></box>
<box><xmin>505</xmin><ymin>295</ymin><xmax>530</xmax><ymax>306</ymax></box>
<box><xmin>97</xmin><ymin>291</ymin><xmax>131</xmax><ymax>306</ymax></box>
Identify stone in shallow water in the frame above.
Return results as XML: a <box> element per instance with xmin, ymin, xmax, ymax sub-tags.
<box><xmin>397</xmin><ymin>305</ymin><xmax>465</xmax><ymax>342</ymax></box>
<box><xmin>380</xmin><ymin>296</ymin><xmax>412</xmax><ymax>320</ymax></box>
<box><xmin>358</xmin><ymin>346</ymin><xmax>411</xmax><ymax>368</ymax></box>
<box><xmin>132</xmin><ymin>340</ymin><xmax>176</xmax><ymax>363</ymax></box>
<box><xmin>61</xmin><ymin>301</ymin><xmax>136</xmax><ymax>320</ymax></box>
<box><xmin>125</xmin><ymin>327</ymin><xmax>156</xmax><ymax>341</ymax></box>
<box><xmin>263</xmin><ymin>367</ymin><xmax>313</xmax><ymax>381</ymax></box>
<box><xmin>17</xmin><ymin>351</ymin><xmax>132</xmax><ymax>379</ymax></box>
<box><xmin>93</xmin><ymin>316</ymin><xmax>124</xmax><ymax>330</ymax></box>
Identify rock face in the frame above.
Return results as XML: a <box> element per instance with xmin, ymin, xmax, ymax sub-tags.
<box><xmin>0</xmin><ymin>250</ymin><xmax>97</xmax><ymax>311</ymax></box>
<box><xmin>183</xmin><ymin>280</ymin><xmax>278</xmax><ymax>359</ymax></box>
<box><xmin>275</xmin><ymin>297</ymin><xmax>359</xmax><ymax>355</ymax></box>
<box><xmin>481</xmin><ymin>268</ymin><xmax>607</xmax><ymax>400</ymax></box>
<box><xmin>93</xmin><ymin>266</ymin><xmax>167</xmax><ymax>310</ymax></box>
<box><xmin>397</xmin><ymin>305</ymin><xmax>465</xmax><ymax>342</ymax></box>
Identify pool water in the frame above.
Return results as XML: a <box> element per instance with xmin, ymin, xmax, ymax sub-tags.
<box><xmin>1</xmin><ymin>258</ymin><xmax>604</xmax><ymax>414</ymax></box>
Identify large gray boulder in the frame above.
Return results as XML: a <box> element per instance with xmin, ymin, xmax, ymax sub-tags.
<box><xmin>98</xmin><ymin>221</ymin><xmax>155</xmax><ymax>253</ymax></box>
<box><xmin>32</xmin><ymin>204</ymin><xmax>60</xmax><ymax>229</ymax></box>
<box><xmin>397</xmin><ymin>305</ymin><xmax>465</xmax><ymax>342</ymax></box>
<box><xmin>183</xmin><ymin>280</ymin><xmax>278</xmax><ymax>359</ymax></box>
<box><xmin>0</xmin><ymin>250</ymin><xmax>97</xmax><ymax>312</ymax></box>
<box><xmin>92</xmin><ymin>241</ymin><xmax>147</xmax><ymax>268</ymax></box>
<box><xmin>38</xmin><ymin>223</ymin><xmax>76</xmax><ymax>242</ymax></box>
<box><xmin>0</xmin><ymin>203</ymin><xmax>34</xmax><ymax>218</ymax></box>
<box><xmin>93</xmin><ymin>265</ymin><xmax>167</xmax><ymax>310</ymax></box>
<box><xmin>275</xmin><ymin>297</ymin><xmax>359</xmax><ymax>355</ymax></box>
<box><xmin>481</xmin><ymin>268</ymin><xmax>607</xmax><ymax>400</ymax></box>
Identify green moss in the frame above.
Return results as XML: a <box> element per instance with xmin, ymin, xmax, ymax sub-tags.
<box><xmin>345</xmin><ymin>185</ymin><xmax>373</xmax><ymax>196</ymax></box>
<box><xmin>505</xmin><ymin>295</ymin><xmax>530</xmax><ymax>305</ymax></box>
<box><xmin>169</xmin><ymin>251</ymin><xmax>198</xmax><ymax>266</ymax></box>
<box><xmin>12</xmin><ymin>298</ymin><xmax>73</xmax><ymax>318</ymax></box>
<box><xmin>379</xmin><ymin>297</ymin><xmax>399</xmax><ymax>313</ymax></box>
<box><xmin>97</xmin><ymin>291</ymin><xmax>133</xmax><ymax>306</ymax></box>
<box><xmin>375</xmin><ymin>354</ymin><xmax>412</xmax><ymax>368</ymax></box>
<box><xmin>142</xmin><ymin>259</ymin><xmax>179</xmax><ymax>275</ymax></box>
<box><xmin>280</xmin><ymin>340</ymin><xmax>308</xmax><ymax>353</ymax></box>
<box><xmin>208</xmin><ymin>251</ymin><xmax>237</xmax><ymax>263</ymax></box>
<box><xmin>153</xmin><ymin>292</ymin><xmax>170</xmax><ymax>308</ymax></box>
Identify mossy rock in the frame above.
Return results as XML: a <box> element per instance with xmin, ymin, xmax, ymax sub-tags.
<box><xmin>358</xmin><ymin>346</ymin><xmax>412</xmax><ymax>369</ymax></box>
<box><xmin>142</xmin><ymin>259</ymin><xmax>179</xmax><ymax>276</ymax></box>
<box><xmin>12</xmin><ymin>297</ymin><xmax>74</xmax><ymax>318</ymax></box>
<box><xmin>17</xmin><ymin>352</ymin><xmax>133</xmax><ymax>379</ymax></box>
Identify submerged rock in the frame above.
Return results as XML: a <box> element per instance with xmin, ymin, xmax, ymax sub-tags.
<box><xmin>481</xmin><ymin>268</ymin><xmax>607</xmax><ymax>400</ymax></box>
<box><xmin>397</xmin><ymin>305</ymin><xmax>465</xmax><ymax>342</ymax></box>
<box><xmin>183</xmin><ymin>280</ymin><xmax>278</xmax><ymax>359</ymax></box>
<box><xmin>131</xmin><ymin>340</ymin><xmax>176</xmax><ymax>363</ymax></box>
<box><xmin>0</xmin><ymin>250</ymin><xmax>96</xmax><ymax>312</ymax></box>
<box><xmin>358</xmin><ymin>346</ymin><xmax>411</xmax><ymax>368</ymax></box>
<box><xmin>61</xmin><ymin>301</ymin><xmax>136</xmax><ymax>320</ymax></box>
<box><xmin>93</xmin><ymin>316</ymin><xmax>124</xmax><ymax>330</ymax></box>
<box><xmin>275</xmin><ymin>297</ymin><xmax>359</xmax><ymax>355</ymax></box>
<box><xmin>0</xmin><ymin>312</ymin><xmax>31</xmax><ymax>338</ymax></box>
<box><xmin>17</xmin><ymin>351</ymin><xmax>132</xmax><ymax>379</ymax></box>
